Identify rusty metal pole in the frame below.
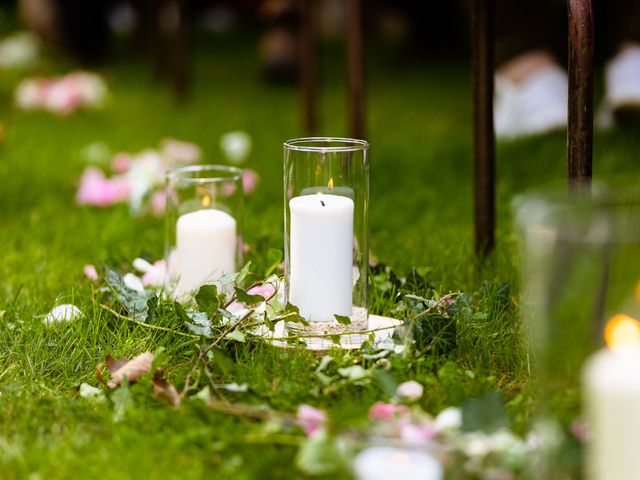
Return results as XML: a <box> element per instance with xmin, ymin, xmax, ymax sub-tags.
<box><xmin>471</xmin><ymin>0</ymin><xmax>495</xmax><ymax>256</ymax></box>
<box><xmin>347</xmin><ymin>0</ymin><xmax>365</xmax><ymax>139</ymax></box>
<box><xmin>299</xmin><ymin>0</ymin><xmax>317</xmax><ymax>134</ymax></box>
<box><xmin>567</xmin><ymin>0</ymin><xmax>594</xmax><ymax>195</ymax></box>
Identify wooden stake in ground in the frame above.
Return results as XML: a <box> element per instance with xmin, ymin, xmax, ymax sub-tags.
<box><xmin>347</xmin><ymin>0</ymin><xmax>365</xmax><ymax>139</ymax></box>
<box><xmin>567</xmin><ymin>0</ymin><xmax>594</xmax><ymax>195</ymax></box>
<box><xmin>471</xmin><ymin>0</ymin><xmax>495</xmax><ymax>256</ymax></box>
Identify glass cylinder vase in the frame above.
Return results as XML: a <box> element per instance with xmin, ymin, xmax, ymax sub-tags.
<box><xmin>165</xmin><ymin>165</ymin><xmax>244</xmax><ymax>299</ymax></box>
<box><xmin>514</xmin><ymin>183</ymin><xmax>640</xmax><ymax>476</ymax></box>
<box><xmin>283</xmin><ymin>137</ymin><xmax>369</xmax><ymax>334</ymax></box>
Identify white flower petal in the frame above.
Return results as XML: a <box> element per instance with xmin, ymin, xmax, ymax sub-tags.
<box><xmin>123</xmin><ymin>273</ymin><xmax>145</xmax><ymax>293</ymax></box>
<box><xmin>44</xmin><ymin>304</ymin><xmax>83</xmax><ymax>324</ymax></box>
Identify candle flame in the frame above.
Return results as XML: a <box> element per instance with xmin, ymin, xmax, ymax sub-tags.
<box><xmin>605</xmin><ymin>313</ymin><xmax>640</xmax><ymax>351</ymax></box>
<box><xmin>328</xmin><ymin>178</ymin><xmax>333</xmax><ymax>189</ymax></box>
<box><xmin>202</xmin><ymin>194</ymin><xmax>211</xmax><ymax>207</ymax></box>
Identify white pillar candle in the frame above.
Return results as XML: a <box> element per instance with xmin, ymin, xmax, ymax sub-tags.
<box><xmin>353</xmin><ymin>447</ymin><xmax>443</xmax><ymax>480</ymax></box>
<box><xmin>583</xmin><ymin>316</ymin><xmax>640</xmax><ymax>480</ymax></box>
<box><xmin>175</xmin><ymin>209</ymin><xmax>236</xmax><ymax>294</ymax></box>
<box><xmin>289</xmin><ymin>193</ymin><xmax>353</xmax><ymax>322</ymax></box>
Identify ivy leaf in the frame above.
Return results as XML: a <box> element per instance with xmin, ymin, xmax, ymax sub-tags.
<box><xmin>330</xmin><ymin>335</ymin><xmax>341</xmax><ymax>345</ymax></box>
<box><xmin>104</xmin><ymin>267</ymin><xmax>152</xmax><ymax>320</ymax></box>
<box><xmin>235</xmin><ymin>262</ymin><xmax>254</xmax><ymax>289</ymax></box>
<box><xmin>225</xmin><ymin>329</ymin><xmax>245</xmax><ymax>343</ymax></box>
<box><xmin>264</xmin><ymin>248</ymin><xmax>283</xmax><ymax>277</ymax></box>
<box><xmin>186</xmin><ymin>311</ymin><xmax>213</xmax><ymax>337</ymax></box>
<box><xmin>195</xmin><ymin>284</ymin><xmax>220</xmax><ymax>317</ymax></box>
<box><xmin>285</xmin><ymin>303</ymin><xmax>308</xmax><ymax>326</ymax></box>
<box><xmin>262</xmin><ymin>311</ymin><xmax>275</xmax><ymax>332</ymax></box>
<box><xmin>234</xmin><ymin>287</ymin><xmax>264</xmax><ymax>306</ymax></box>
<box><xmin>334</xmin><ymin>314</ymin><xmax>351</xmax><ymax>326</ymax></box>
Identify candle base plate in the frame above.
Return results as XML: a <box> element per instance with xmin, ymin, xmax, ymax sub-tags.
<box><xmin>257</xmin><ymin>314</ymin><xmax>402</xmax><ymax>352</ymax></box>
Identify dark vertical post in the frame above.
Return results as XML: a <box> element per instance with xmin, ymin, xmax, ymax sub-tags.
<box><xmin>299</xmin><ymin>0</ymin><xmax>317</xmax><ymax>134</ymax></box>
<box><xmin>172</xmin><ymin>0</ymin><xmax>189</xmax><ymax>101</ymax></box>
<box><xmin>471</xmin><ymin>0</ymin><xmax>495</xmax><ymax>256</ymax></box>
<box><xmin>347</xmin><ymin>0</ymin><xmax>365</xmax><ymax>139</ymax></box>
<box><xmin>567</xmin><ymin>0</ymin><xmax>594</xmax><ymax>195</ymax></box>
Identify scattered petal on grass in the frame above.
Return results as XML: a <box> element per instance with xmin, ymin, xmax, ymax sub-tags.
<box><xmin>434</xmin><ymin>407</ymin><xmax>462</xmax><ymax>432</ymax></box>
<box><xmin>76</xmin><ymin>166</ymin><xmax>130</xmax><ymax>207</ymax></box>
<box><xmin>242</xmin><ymin>169</ymin><xmax>259</xmax><ymax>194</ymax></box>
<box><xmin>220</xmin><ymin>130</ymin><xmax>251</xmax><ymax>164</ymax></box>
<box><xmin>79</xmin><ymin>383</ymin><xmax>106</xmax><ymax>403</ymax></box>
<box><xmin>111</xmin><ymin>153</ymin><xmax>133</xmax><ymax>173</ymax></box>
<box><xmin>399</xmin><ymin>422</ymin><xmax>436</xmax><ymax>446</ymax></box>
<box><xmin>123</xmin><ymin>273</ymin><xmax>145</xmax><ymax>293</ymax></box>
<box><xmin>105</xmin><ymin>352</ymin><xmax>154</xmax><ymax>388</ymax></box>
<box><xmin>396</xmin><ymin>380</ymin><xmax>424</xmax><ymax>401</ymax></box>
<box><xmin>161</xmin><ymin>138</ymin><xmax>201</xmax><ymax>165</ymax></box>
<box><xmin>83</xmin><ymin>264</ymin><xmax>99</xmax><ymax>281</ymax></box>
<box><xmin>227</xmin><ymin>282</ymin><xmax>276</xmax><ymax>313</ymax></box>
<box><xmin>132</xmin><ymin>257</ymin><xmax>155</xmax><ymax>274</ymax></box>
<box><xmin>0</xmin><ymin>31</ymin><xmax>39</xmax><ymax>69</ymax></box>
<box><xmin>297</xmin><ymin>404</ymin><xmax>326</xmax><ymax>437</ymax></box>
<box><xmin>368</xmin><ymin>402</ymin><xmax>410</xmax><ymax>422</ymax></box>
<box><xmin>44</xmin><ymin>304</ymin><xmax>83</xmax><ymax>324</ymax></box>
<box><xmin>152</xmin><ymin>372</ymin><xmax>181</xmax><ymax>407</ymax></box>
<box><xmin>150</xmin><ymin>189</ymin><xmax>168</xmax><ymax>216</ymax></box>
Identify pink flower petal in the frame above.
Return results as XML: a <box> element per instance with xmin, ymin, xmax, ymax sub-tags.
<box><xmin>76</xmin><ymin>167</ymin><xmax>130</xmax><ymax>207</ymax></box>
<box><xmin>111</xmin><ymin>153</ymin><xmax>133</xmax><ymax>173</ymax></box>
<box><xmin>368</xmin><ymin>402</ymin><xmax>410</xmax><ymax>422</ymax></box>
<box><xmin>242</xmin><ymin>169</ymin><xmax>259</xmax><ymax>195</ymax></box>
<box><xmin>83</xmin><ymin>264</ymin><xmax>99</xmax><ymax>281</ymax></box>
<box><xmin>161</xmin><ymin>138</ymin><xmax>201</xmax><ymax>165</ymax></box>
<box><xmin>297</xmin><ymin>404</ymin><xmax>326</xmax><ymax>437</ymax></box>
<box><xmin>399</xmin><ymin>422</ymin><xmax>436</xmax><ymax>447</ymax></box>
<box><xmin>150</xmin><ymin>189</ymin><xmax>168</xmax><ymax>216</ymax></box>
<box><xmin>227</xmin><ymin>282</ymin><xmax>276</xmax><ymax>313</ymax></box>
<box><xmin>396</xmin><ymin>380</ymin><xmax>424</xmax><ymax>402</ymax></box>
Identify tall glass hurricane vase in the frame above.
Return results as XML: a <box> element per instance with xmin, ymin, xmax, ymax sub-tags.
<box><xmin>284</xmin><ymin>137</ymin><xmax>369</xmax><ymax>334</ymax></box>
<box><xmin>165</xmin><ymin>165</ymin><xmax>244</xmax><ymax>299</ymax></box>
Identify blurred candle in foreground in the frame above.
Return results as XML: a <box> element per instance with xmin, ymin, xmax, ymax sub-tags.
<box><xmin>175</xmin><ymin>208</ymin><xmax>236</xmax><ymax>293</ymax></box>
<box><xmin>353</xmin><ymin>446</ymin><xmax>442</xmax><ymax>480</ymax></box>
<box><xmin>583</xmin><ymin>313</ymin><xmax>640</xmax><ymax>480</ymax></box>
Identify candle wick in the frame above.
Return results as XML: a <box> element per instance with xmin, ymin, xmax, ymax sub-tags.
<box><xmin>320</xmin><ymin>200</ymin><xmax>325</xmax><ymax>207</ymax></box>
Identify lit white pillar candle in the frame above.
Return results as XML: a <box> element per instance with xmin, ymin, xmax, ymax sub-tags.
<box><xmin>289</xmin><ymin>193</ymin><xmax>353</xmax><ymax>322</ymax></box>
<box><xmin>583</xmin><ymin>314</ymin><xmax>640</xmax><ymax>480</ymax></box>
<box><xmin>353</xmin><ymin>447</ymin><xmax>443</xmax><ymax>480</ymax></box>
<box><xmin>176</xmin><ymin>209</ymin><xmax>236</xmax><ymax>294</ymax></box>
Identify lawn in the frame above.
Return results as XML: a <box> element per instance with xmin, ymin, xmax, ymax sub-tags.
<box><xmin>2</xmin><ymin>23</ymin><xmax>640</xmax><ymax>479</ymax></box>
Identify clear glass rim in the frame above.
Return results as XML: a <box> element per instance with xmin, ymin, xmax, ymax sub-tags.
<box><xmin>167</xmin><ymin>164</ymin><xmax>243</xmax><ymax>184</ymax></box>
<box><xmin>284</xmin><ymin>137</ymin><xmax>369</xmax><ymax>152</ymax></box>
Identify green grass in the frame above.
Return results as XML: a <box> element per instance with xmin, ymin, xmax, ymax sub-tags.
<box><xmin>2</xmin><ymin>26</ymin><xmax>640</xmax><ymax>479</ymax></box>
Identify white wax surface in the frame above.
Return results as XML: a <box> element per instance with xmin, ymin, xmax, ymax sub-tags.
<box><xmin>289</xmin><ymin>194</ymin><xmax>353</xmax><ymax>322</ymax></box>
<box><xmin>583</xmin><ymin>347</ymin><xmax>640</xmax><ymax>480</ymax></box>
<box><xmin>175</xmin><ymin>209</ymin><xmax>236</xmax><ymax>294</ymax></box>
<box><xmin>353</xmin><ymin>447</ymin><xmax>443</xmax><ymax>480</ymax></box>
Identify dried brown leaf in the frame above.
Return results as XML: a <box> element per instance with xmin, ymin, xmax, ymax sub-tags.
<box><xmin>106</xmin><ymin>354</ymin><xmax>130</xmax><ymax>373</ymax></box>
<box><xmin>152</xmin><ymin>371</ymin><xmax>181</xmax><ymax>407</ymax></box>
<box><xmin>107</xmin><ymin>352</ymin><xmax>154</xmax><ymax>388</ymax></box>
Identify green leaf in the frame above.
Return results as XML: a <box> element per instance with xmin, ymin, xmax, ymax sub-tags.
<box><xmin>462</xmin><ymin>391</ymin><xmax>508</xmax><ymax>433</ymax></box>
<box><xmin>264</xmin><ymin>248</ymin><xmax>283</xmax><ymax>277</ymax></box>
<box><xmin>225</xmin><ymin>329</ymin><xmax>246</xmax><ymax>343</ymax></box>
<box><xmin>296</xmin><ymin>430</ymin><xmax>340</xmax><ymax>475</ymax></box>
<box><xmin>111</xmin><ymin>378</ymin><xmax>133</xmax><ymax>423</ymax></box>
<box><xmin>104</xmin><ymin>267</ymin><xmax>152</xmax><ymax>320</ymax></box>
<box><xmin>195</xmin><ymin>284</ymin><xmax>219</xmax><ymax>317</ymax></box>
<box><xmin>334</xmin><ymin>314</ymin><xmax>351</xmax><ymax>326</ymax></box>
<box><xmin>235</xmin><ymin>262</ymin><xmax>254</xmax><ymax>289</ymax></box>
<box><xmin>330</xmin><ymin>335</ymin><xmax>341</xmax><ymax>345</ymax></box>
<box><xmin>285</xmin><ymin>303</ymin><xmax>308</xmax><ymax>325</ymax></box>
<box><xmin>234</xmin><ymin>287</ymin><xmax>264</xmax><ymax>306</ymax></box>
<box><xmin>186</xmin><ymin>311</ymin><xmax>213</xmax><ymax>337</ymax></box>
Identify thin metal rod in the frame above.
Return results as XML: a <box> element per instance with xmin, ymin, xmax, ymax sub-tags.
<box><xmin>471</xmin><ymin>0</ymin><xmax>496</xmax><ymax>256</ymax></box>
<box><xmin>567</xmin><ymin>0</ymin><xmax>594</xmax><ymax>195</ymax></box>
<box><xmin>299</xmin><ymin>0</ymin><xmax>317</xmax><ymax>134</ymax></box>
<box><xmin>347</xmin><ymin>0</ymin><xmax>365</xmax><ymax>139</ymax></box>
